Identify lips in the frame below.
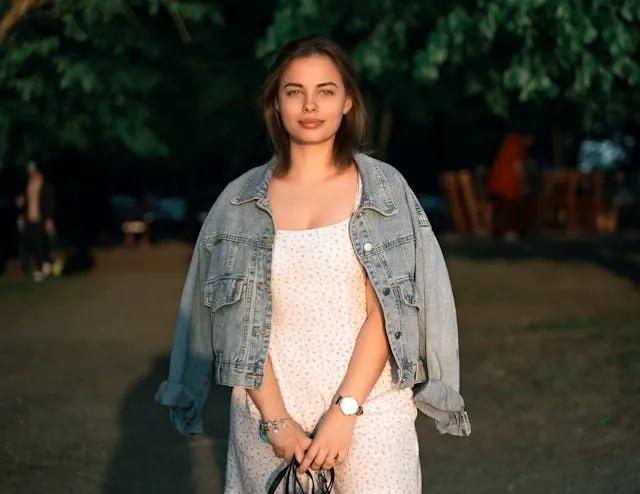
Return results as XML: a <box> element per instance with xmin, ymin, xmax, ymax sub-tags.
<box><xmin>299</xmin><ymin>119</ymin><xmax>324</xmax><ymax>129</ymax></box>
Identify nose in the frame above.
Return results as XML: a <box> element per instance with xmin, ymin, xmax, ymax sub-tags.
<box><xmin>303</xmin><ymin>96</ymin><xmax>317</xmax><ymax>113</ymax></box>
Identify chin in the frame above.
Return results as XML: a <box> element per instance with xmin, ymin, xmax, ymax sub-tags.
<box><xmin>289</xmin><ymin>130</ymin><xmax>338</xmax><ymax>147</ymax></box>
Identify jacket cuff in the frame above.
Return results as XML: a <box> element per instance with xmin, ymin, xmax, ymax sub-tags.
<box><xmin>155</xmin><ymin>380</ymin><xmax>203</xmax><ymax>435</ymax></box>
<box><xmin>413</xmin><ymin>379</ymin><xmax>471</xmax><ymax>437</ymax></box>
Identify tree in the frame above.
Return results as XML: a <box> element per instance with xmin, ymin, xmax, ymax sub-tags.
<box><xmin>0</xmin><ymin>0</ymin><xmax>224</xmax><ymax>164</ymax></box>
<box><xmin>259</xmin><ymin>0</ymin><xmax>640</xmax><ymax>162</ymax></box>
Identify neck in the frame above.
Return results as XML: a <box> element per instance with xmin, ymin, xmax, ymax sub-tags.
<box><xmin>286</xmin><ymin>140</ymin><xmax>340</xmax><ymax>181</ymax></box>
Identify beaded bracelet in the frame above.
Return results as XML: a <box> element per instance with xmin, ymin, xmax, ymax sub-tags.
<box><xmin>258</xmin><ymin>417</ymin><xmax>291</xmax><ymax>444</ymax></box>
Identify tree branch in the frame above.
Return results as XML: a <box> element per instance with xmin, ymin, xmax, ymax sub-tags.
<box><xmin>0</xmin><ymin>0</ymin><xmax>51</xmax><ymax>44</ymax></box>
<box><xmin>161</xmin><ymin>0</ymin><xmax>191</xmax><ymax>44</ymax></box>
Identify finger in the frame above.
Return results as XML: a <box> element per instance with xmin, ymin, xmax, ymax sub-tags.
<box><xmin>311</xmin><ymin>449</ymin><xmax>328</xmax><ymax>472</ymax></box>
<box><xmin>335</xmin><ymin>449</ymin><xmax>346</xmax><ymax>464</ymax></box>
<box><xmin>321</xmin><ymin>452</ymin><xmax>338</xmax><ymax>471</ymax></box>
<box><xmin>294</xmin><ymin>445</ymin><xmax>305</xmax><ymax>465</ymax></box>
<box><xmin>298</xmin><ymin>444</ymin><xmax>319</xmax><ymax>474</ymax></box>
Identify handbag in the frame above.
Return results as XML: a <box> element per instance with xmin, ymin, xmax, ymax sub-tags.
<box><xmin>268</xmin><ymin>458</ymin><xmax>335</xmax><ymax>494</ymax></box>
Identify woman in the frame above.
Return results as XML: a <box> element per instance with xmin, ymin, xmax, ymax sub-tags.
<box><xmin>156</xmin><ymin>36</ymin><xmax>469</xmax><ymax>493</ymax></box>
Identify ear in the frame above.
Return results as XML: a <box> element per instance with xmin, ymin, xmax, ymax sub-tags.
<box><xmin>343</xmin><ymin>95</ymin><xmax>353</xmax><ymax>114</ymax></box>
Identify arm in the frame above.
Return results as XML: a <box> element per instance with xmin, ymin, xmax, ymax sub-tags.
<box><xmin>15</xmin><ymin>195</ymin><xmax>25</xmax><ymax>230</ymax></box>
<box><xmin>41</xmin><ymin>184</ymin><xmax>56</xmax><ymax>235</ymax></box>
<box><xmin>298</xmin><ymin>277</ymin><xmax>389</xmax><ymax>473</ymax></box>
<box><xmin>334</xmin><ymin>277</ymin><xmax>389</xmax><ymax>405</ymax></box>
<box><xmin>247</xmin><ymin>356</ymin><xmax>313</xmax><ymax>463</ymax></box>
<box><xmin>246</xmin><ymin>355</ymin><xmax>288</xmax><ymax>421</ymax></box>
<box><xmin>403</xmin><ymin>179</ymin><xmax>470</xmax><ymax>436</ymax></box>
<box><xmin>155</xmin><ymin>239</ymin><xmax>214</xmax><ymax>435</ymax></box>
<box><xmin>41</xmin><ymin>183</ymin><xmax>55</xmax><ymax>220</ymax></box>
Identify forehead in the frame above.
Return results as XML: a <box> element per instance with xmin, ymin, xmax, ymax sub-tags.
<box><xmin>281</xmin><ymin>55</ymin><xmax>344</xmax><ymax>86</ymax></box>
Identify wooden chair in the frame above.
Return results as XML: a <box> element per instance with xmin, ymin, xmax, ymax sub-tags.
<box><xmin>439</xmin><ymin>171</ymin><xmax>469</xmax><ymax>234</ymax></box>
<box><xmin>439</xmin><ymin>170</ymin><xmax>493</xmax><ymax>237</ymax></box>
<box><xmin>580</xmin><ymin>170</ymin><xmax>620</xmax><ymax>233</ymax></box>
<box><xmin>537</xmin><ymin>169</ymin><xmax>580</xmax><ymax>231</ymax></box>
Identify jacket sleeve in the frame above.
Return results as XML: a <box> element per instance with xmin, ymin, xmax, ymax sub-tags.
<box><xmin>155</xmin><ymin>238</ymin><xmax>213</xmax><ymax>435</ymax></box>
<box><xmin>403</xmin><ymin>180</ymin><xmax>471</xmax><ymax>437</ymax></box>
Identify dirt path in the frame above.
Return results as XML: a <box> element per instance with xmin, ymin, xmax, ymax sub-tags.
<box><xmin>0</xmin><ymin>240</ymin><xmax>638</xmax><ymax>493</ymax></box>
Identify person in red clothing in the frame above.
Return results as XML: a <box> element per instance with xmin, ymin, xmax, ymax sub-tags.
<box><xmin>487</xmin><ymin>131</ymin><xmax>535</xmax><ymax>241</ymax></box>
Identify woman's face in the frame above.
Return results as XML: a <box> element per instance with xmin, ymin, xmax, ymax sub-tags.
<box><xmin>276</xmin><ymin>55</ymin><xmax>352</xmax><ymax>146</ymax></box>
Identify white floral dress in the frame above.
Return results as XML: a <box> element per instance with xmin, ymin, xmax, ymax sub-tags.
<box><xmin>224</xmin><ymin>177</ymin><xmax>421</xmax><ymax>493</ymax></box>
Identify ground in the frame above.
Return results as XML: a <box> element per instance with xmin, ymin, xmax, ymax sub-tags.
<box><xmin>0</xmin><ymin>236</ymin><xmax>639</xmax><ymax>494</ymax></box>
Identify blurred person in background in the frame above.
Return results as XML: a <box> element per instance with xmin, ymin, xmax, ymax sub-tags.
<box><xmin>17</xmin><ymin>161</ymin><xmax>58</xmax><ymax>281</ymax></box>
<box><xmin>487</xmin><ymin>131</ymin><xmax>536</xmax><ymax>242</ymax></box>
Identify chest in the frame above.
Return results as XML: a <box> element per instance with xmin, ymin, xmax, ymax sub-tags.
<box><xmin>267</xmin><ymin>174</ymin><xmax>360</xmax><ymax>230</ymax></box>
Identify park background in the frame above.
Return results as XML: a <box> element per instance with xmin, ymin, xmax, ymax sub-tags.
<box><xmin>0</xmin><ymin>1</ymin><xmax>639</xmax><ymax>493</ymax></box>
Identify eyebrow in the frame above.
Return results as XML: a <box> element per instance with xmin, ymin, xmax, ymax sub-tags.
<box><xmin>282</xmin><ymin>82</ymin><xmax>339</xmax><ymax>89</ymax></box>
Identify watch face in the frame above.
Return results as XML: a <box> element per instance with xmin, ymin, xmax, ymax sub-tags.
<box><xmin>340</xmin><ymin>396</ymin><xmax>358</xmax><ymax>415</ymax></box>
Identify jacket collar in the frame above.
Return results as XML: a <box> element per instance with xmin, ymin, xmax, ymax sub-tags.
<box><xmin>230</xmin><ymin>153</ymin><xmax>397</xmax><ymax>216</ymax></box>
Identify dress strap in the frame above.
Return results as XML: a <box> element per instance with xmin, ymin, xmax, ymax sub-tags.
<box><xmin>354</xmin><ymin>173</ymin><xmax>362</xmax><ymax>210</ymax></box>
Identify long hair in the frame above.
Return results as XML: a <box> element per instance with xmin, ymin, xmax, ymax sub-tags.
<box><xmin>259</xmin><ymin>36</ymin><xmax>367</xmax><ymax>172</ymax></box>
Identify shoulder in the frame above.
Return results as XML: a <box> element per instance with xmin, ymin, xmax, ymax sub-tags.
<box><xmin>356</xmin><ymin>153</ymin><xmax>409</xmax><ymax>187</ymax></box>
<box><xmin>199</xmin><ymin>160</ymin><xmax>272</xmax><ymax>230</ymax></box>
<box><xmin>218</xmin><ymin>163</ymin><xmax>270</xmax><ymax>202</ymax></box>
<box><xmin>356</xmin><ymin>153</ymin><xmax>431</xmax><ymax>228</ymax></box>
<box><xmin>355</xmin><ymin>153</ymin><xmax>414</xmax><ymax>200</ymax></box>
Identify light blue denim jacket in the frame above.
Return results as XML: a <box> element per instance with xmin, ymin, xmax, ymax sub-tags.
<box><xmin>156</xmin><ymin>153</ymin><xmax>470</xmax><ymax>437</ymax></box>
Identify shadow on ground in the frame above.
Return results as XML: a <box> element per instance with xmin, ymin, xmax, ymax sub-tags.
<box><xmin>102</xmin><ymin>355</ymin><xmax>231</xmax><ymax>494</ymax></box>
<box><xmin>443</xmin><ymin>234</ymin><xmax>640</xmax><ymax>287</ymax></box>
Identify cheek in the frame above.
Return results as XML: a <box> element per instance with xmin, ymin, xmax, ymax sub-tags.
<box><xmin>277</xmin><ymin>98</ymin><xmax>298</xmax><ymax>122</ymax></box>
<box><xmin>278</xmin><ymin>106</ymin><xmax>299</xmax><ymax>134</ymax></box>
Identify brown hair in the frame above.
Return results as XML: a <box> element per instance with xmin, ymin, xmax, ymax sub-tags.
<box><xmin>259</xmin><ymin>36</ymin><xmax>367</xmax><ymax>172</ymax></box>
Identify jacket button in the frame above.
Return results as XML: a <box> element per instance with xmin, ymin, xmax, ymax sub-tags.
<box><xmin>382</xmin><ymin>287</ymin><xmax>391</xmax><ymax>296</ymax></box>
<box><xmin>363</xmin><ymin>243</ymin><xmax>372</xmax><ymax>252</ymax></box>
<box><xmin>394</xmin><ymin>331</ymin><xmax>402</xmax><ymax>339</ymax></box>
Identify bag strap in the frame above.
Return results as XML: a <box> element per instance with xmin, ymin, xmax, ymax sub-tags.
<box><xmin>268</xmin><ymin>460</ymin><xmax>314</xmax><ymax>494</ymax></box>
<box><xmin>268</xmin><ymin>459</ymin><xmax>335</xmax><ymax>493</ymax></box>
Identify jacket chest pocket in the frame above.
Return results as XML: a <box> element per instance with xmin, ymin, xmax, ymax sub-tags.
<box><xmin>390</xmin><ymin>276</ymin><xmax>422</xmax><ymax>363</ymax></box>
<box><xmin>204</xmin><ymin>275</ymin><xmax>248</xmax><ymax>356</ymax></box>
<box><xmin>205</xmin><ymin>275</ymin><xmax>246</xmax><ymax>311</ymax></box>
<box><xmin>394</xmin><ymin>277</ymin><xmax>421</xmax><ymax>311</ymax></box>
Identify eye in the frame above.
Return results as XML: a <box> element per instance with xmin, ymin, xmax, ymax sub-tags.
<box><xmin>320</xmin><ymin>89</ymin><xmax>335</xmax><ymax>96</ymax></box>
<box><xmin>286</xmin><ymin>89</ymin><xmax>301</xmax><ymax>96</ymax></box>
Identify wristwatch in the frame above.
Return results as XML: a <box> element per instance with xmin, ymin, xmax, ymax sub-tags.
<box><xmin>335</xmin><ymin>395</ymin><xmax>364</xmax><ymax>416</ymax></box>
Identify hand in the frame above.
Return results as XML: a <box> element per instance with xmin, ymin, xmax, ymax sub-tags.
<box><xmin>298</xmin><ymin>405</ymin><xmax>355</xmax><ymax>474</ymax></box>
<box><xmin>44</xmin><ymin>218</ymin><xmax>56</xmax><ymax>236</ymax></box>
<box><xmin>267</xmin><ymin>419</ymin><xmax>312</xmax><ymax>465</ymax></box>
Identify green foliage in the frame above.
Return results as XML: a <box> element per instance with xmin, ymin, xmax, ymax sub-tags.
<box><xmin>259</xmin><ymin>0</ymin><xmax>640</xmax><ymax>126</ymax></box>
<box><xmin>0</xmin><ymin>0</ymin><xmax>223</xmax><ymax>163</ymax></box>
<box><xmin>3</xmin><ymin>0</ymin><xmax>640</xmax><ymax>168</ymax></box>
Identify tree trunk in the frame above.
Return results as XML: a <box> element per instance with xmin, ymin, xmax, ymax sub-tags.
<box><xmin>362</xmin><ymin>91</ymin><xmax>394</xmax><ymax>159</ymax></box>
<box><xmin>364</xmin><ymin>91</ymin><xmax>376</xmax><ymax>149</ymax></box>
<box><xmin>0</xmin><ymin>0</ymin><xmax>47</xmax><ymax>44</ymax></box>
<box><xmin>375</xmin><ymin>106</ymin><xmax>394</xmax><ymax>160</ymax></box>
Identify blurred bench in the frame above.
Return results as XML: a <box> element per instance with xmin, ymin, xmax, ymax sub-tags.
<box><xmin>122</xmin><ymin>218</ymin><xmax>152</xmax><ymax>247</ymax></box>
